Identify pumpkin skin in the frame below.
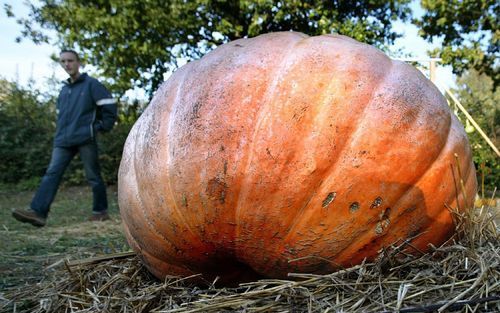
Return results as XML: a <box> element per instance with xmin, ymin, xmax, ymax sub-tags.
<box><xmin>118</xmin><ymin>32</ymin><xmax>477</xmax><ymax>282</ymax></box>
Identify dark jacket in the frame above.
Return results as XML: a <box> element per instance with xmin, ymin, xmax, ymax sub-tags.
<box><xmin>54</xmin><ymin>73</ymin><xmax>117</xmax><ymax>147</ymax></box>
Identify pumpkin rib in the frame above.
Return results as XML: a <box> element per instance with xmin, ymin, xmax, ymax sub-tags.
<box><xmin>330</xmin><ymin>115</ymin><xmax>462</xmax><ymax>265</ymax></box>
<box><xmin>174</xmin><ymin>36</ymin><xmax>288</xmax><ymax>249</ymax></box>
<box><xmin>407</xmin><ymin>175</ymin><xmax>475</xmax><ymax>255</ymax></box>
<box><xmin>463</xmin><ymin>161</ymin><xmax>477</xmax><ymax>208</ymax></box>
<box><xmin>447</xmin><ymin>137</ymin><xmax>476</xmax><ymax>210</ymax></box>
<box><xmin>161</xmin><ymin>66</ymin><xmax>191</xmax><ymax>232</ymax></box>
<box><xmin>233</xmin><ymin>32</ymin><xmax>311</xmax><ymax>254</ymax></box>
<box><xmin>129</xmin><ymin>114</ymin><xmax>186</xmax><ymax>262</ymax></box>
<box><xmin>123</xmin><ymin>220</ymin><xmax>196</xmax><ymax>278</ymax></box>
<box><xmin>282</xmin><ymin>56</ymin><xmax>396</xmax><ymax>242</ymax></box>
<box><xmin>387</xmin><ymin>104</ymin><xmax>452</xmax><ymax>207</ymax></box>
<box><xmin>459</xmin><ymin>120</ymin><xmax>476</xmax><ymax>208</ymax></box>
<box><xmin>324</xmin><ymin>33</ymin><xmax>364</xmax><ymax>45</ymax></box>
<box><xmin>336</xmin><ymin>123</ymin><xmax>453</xmax><ymax>259</ymax></box>
<box><xmin>231</xmin><ymin>33</ymin><xmax>371</xmax><ymax>267</ymax></box>
<box><xmin>401</xmin><ymin>134</ymin><xmax>477</xmax><ymax>244</ymax></box>
<box><xmin>161</xmin><ymin>64</ymin><xmax>231</xmax><ymax>262</ymax></box>
<box><xmin>371</xmin><ymin>61</ymin><xmax>452</xmax><ymax>193</ymax></box>
<box><xmin>430</xmin><ymin>115</ymin><xmax>476</xmax><ymax>212</ymax></box>
<box><xmin>132</xmin><ymin>68</ymin><xmax>211</xmax><ymax>265</ymax></box>
<box><xmin>120</xmin><ymin>121</ymin><xmax>178</xmax><ymax>263</ymax></box>
<box><xmin>159</xmin><ymin>65</ymin><xmax>210</xmax><ymax>245</ymax></box>
<box><xmin>232</xmin><ymin>37</ymin><xmax>396</xmax><ymax>270</ymax></box>
<box><xmin>279</xmin><ymin>62</ymin><xmax>454</xmax><ymax>267</ymax></box>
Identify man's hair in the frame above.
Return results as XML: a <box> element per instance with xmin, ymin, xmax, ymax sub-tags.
<box><xmin>60</xmin><ymin>49</ymin><xmax>80</xmax><ymax>61</ymax></box>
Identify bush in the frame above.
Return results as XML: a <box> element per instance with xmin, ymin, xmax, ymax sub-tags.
<box><xmin>0</xmin><ymin>78</ymin><xmax>139</xmax><ymax>188</ymax></box>
<box><xmin>0</xmin><ymin>79</ymin><xmax>55</xmax><ymax>184</ymax></box>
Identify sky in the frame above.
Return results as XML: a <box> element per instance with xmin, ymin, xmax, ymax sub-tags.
<box><xmin>0</xmin><ymin>0</ymin><xmax>456</xmax><ymax>100</ymax></box>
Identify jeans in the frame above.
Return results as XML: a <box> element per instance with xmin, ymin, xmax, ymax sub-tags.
<box><xmin>31</xmin><ymin>142</ymin><xmax>108</xmax><ymax>217</ymax></box>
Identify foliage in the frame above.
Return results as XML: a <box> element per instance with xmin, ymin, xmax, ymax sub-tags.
<box><xmin>4</xmin><ymin>0</ymin><xmax>412</xmax><ymax>96</ymax></box>
<box><xmin>0</xmin><ymin>79</ymin><xmax>55</xmax><ymax>185</ymax></box>
<box><xmin>415</xmin><ymin>0</ymin><xmax>499</xmax><ymax>87</ymax></box>
<box><xmin>451</xmin><ymin>70</ymin><xmax>499</xmax><ymax>193</ymax></box>
<box><xmin>0</xmin><ymin>78</ymin><xmax>136</xmax><ymax>187</ymax></box>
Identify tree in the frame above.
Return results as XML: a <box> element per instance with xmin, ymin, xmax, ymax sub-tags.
<box><xmin>5</xmin><ymin>0</ymin><xmax>412</xmax><ymax>97</ymax></box>
<box><xmin>414</xmin><ymin>0</ymin><xmax>499</xmax><ymax>87</ymax></box>
<box><xmin>451</xmin><ymin>70</ymin><xmax>499</xmax><ymax>193</ymax></box>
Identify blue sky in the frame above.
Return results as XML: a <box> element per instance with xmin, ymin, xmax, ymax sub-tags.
<box><xmin>1</xmin><ymin>0</ymin><xmax>455</xmax><ymax>98</ymax></box>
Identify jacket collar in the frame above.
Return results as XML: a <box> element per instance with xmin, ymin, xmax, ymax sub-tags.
<box><xmin>63</xmin><ymin>73</ymin><xmax>88</xmax><ymax>85</ymax></box>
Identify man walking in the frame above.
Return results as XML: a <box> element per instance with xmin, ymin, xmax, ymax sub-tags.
<box><xmin>12</xmin><ymin>50</ymin><xmax>117</xmax><ymax>227</ymax></box>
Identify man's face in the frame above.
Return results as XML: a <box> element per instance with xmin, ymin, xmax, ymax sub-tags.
<box><xmin>59</xmin><ymin>52</ymin><xmax>80</xmax><ymax>76</ymax></box>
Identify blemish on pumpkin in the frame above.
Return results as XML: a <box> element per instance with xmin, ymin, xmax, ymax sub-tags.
<box><xmin>182</xmin><ymin>194</ymin><xmax>188</xmax><ymax>208</ymax></box>
<box><xmin>375</xmin><ymin>218</ymin><xmax>390</xmax><ymax>235</ymax></box>
<box><xmin>382</xmin><ymin>219</ymin><xmax>390</xmax><ymax>228</ymax></box>
<box><xmin>191</xmin><ymin>101</ymin><xmax>202</xmax><ymax>119</ymax></box>
<box><xmin>322</xmin><ymin>192</ymin><xmax>336</xmax><ymax>208</ymax></box>
<box><xmin>398</xmin><ymin>205</ymin><xmax>417</xmax><ymax>217</ymax></box>
<box><xmin>408</xmin><ymin>226</ymin><xmax>423</xmax><ymax>238</ymax></box>
<box><xmin>370</xmin><ymin>196</ymin><xmax>382</xmax><ymax>209</ymax></box>
<box><xmin>349</xmin><ymin>201</ymin><xmax>360</xmax><ymax>213</ymax></box>
<box><xmin>375</xmin><ymin>208</ymin><xmax>391</xmax><ymax>235</ymax></box>
<box><xmin>206</xmin><ymin>178</ymin><xmax>227</xmax><ymax>204</ymax></box>
<box><xmin>223</xmin><ymin>160</ymin><xmax>228</xmax><ymax>175</ymax></box>
<box><xmin>266</xmin><ymin>147</ymin><xmax>276</xmax><ymax>160</ymax></box>
<box><xmin>379</xmin><ymin>207</ymin><xmax>391</xmax><ymax>220</ymax></box>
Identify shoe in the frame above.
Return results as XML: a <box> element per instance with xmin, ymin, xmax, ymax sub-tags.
<box><xmin>12</xmin><ymin>208</ymin><xmax>46</xmax><ymax>227</ymax></box>
<box><xmin>88</xmin><ymin>212</ymin><xmax>111</xmax><ymax>222</ymax></box>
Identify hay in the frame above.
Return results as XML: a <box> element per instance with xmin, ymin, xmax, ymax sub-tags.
<box><xmin>1</xmin><ymin>205</ymin><xmax>498</xmax><ymax>313</ymax></box>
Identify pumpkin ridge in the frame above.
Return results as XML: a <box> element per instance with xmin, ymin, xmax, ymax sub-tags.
<box><xmin>323</xmin><ymin>33</ymin><xmax>364</xmax><ymax>44</ymax></box>
<box><xmin>389</xmin><ymin>106</ymin><xmax>453</xmax><ymax>207</ymax></box>
<box><xmin>122</xmin><ymin>212</ymin><xmax>171</xmax><ymax>267</ymax></box>
<box><xmin>131</xmin><ymin>114</ymin><xmax>184</xmax><ymax>261</ymax></box>
<box><xmin>280</xmin><ymin>60</ymin><xmax>453</xmax><ymax>266</ymax></box>
<box><xmin>233</xmin><ymin>34</ymin><xmax>311</xmax><ymax>257</ymax></box>
<box><xmin>161</xmin><ymin>66</ymin><xmax>210</xmax><ymax>243</ymax></box>
<box><xmin>330</xmin><ymin>114</ymin><xmax>455</xmax><ymax>263</ymax></box>
<box><xmin>282</xmin><ymin>56</ymin><xmax>395</xmax><ymax>242</ymax></box>
<box><xmin>463</xmin><ymin>161</ymin><xmax>477</xmax><ymax>208</ymax></box>
<box><xmin>406</xmin><ymin>155</ymin><xmax>476</xmax><ymax>247</ymax></box>
<box><xmin>460</xmin><ymin>120</ymin><xmax>476</xmax><ymax>208</ymax></box>
<box><xmin>121</xmin><ymin>117</ymin><xmax>182</xmax><ymax>263</ymax></box>
<box><xmin>123</xmin><ymin>220</ymin><xmax>195</xmax><ymax>277</ymax></box>
<box><xmin>135</xmin><ymin>67</ymin><xmax>210</xmax><ymax>262</ymax></box>
<box><xmin>447</xmin><ymin>137</ymin><xmax>476</xmax><ymax>209</ymax></box>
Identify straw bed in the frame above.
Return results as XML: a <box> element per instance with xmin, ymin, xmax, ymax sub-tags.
<box><xmin>1</xmin><ymin>205</ymin><xmax>498</xmax><ymax>313</ymax></box>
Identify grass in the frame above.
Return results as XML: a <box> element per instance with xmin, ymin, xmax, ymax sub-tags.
<box><xmin>0</xmin><ymin>185</ymin><xmax>129</xmax><ymax>291</ymax></box>
<box><xmin>0</xmin><ymin>184</ymin><xmax>498</xmax><ymax>312</ymax></box>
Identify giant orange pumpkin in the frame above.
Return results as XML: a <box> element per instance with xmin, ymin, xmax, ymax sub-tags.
<box><xmin>118</xmin><ymin>32</ymin><xmax>477</xmax><ymax>283</ymax></box>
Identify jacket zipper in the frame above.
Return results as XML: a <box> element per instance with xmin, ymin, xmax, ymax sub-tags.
<box><xmin>90</xmin><ymin>109</ymin><xmax>96</xmax><ymax>140</ymax></box>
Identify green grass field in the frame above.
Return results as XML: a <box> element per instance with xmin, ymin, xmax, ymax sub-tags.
<box><xmin>0</xmin><ymin>185</ymin><xmax>130</xmax><ymax>291</ymax></box>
